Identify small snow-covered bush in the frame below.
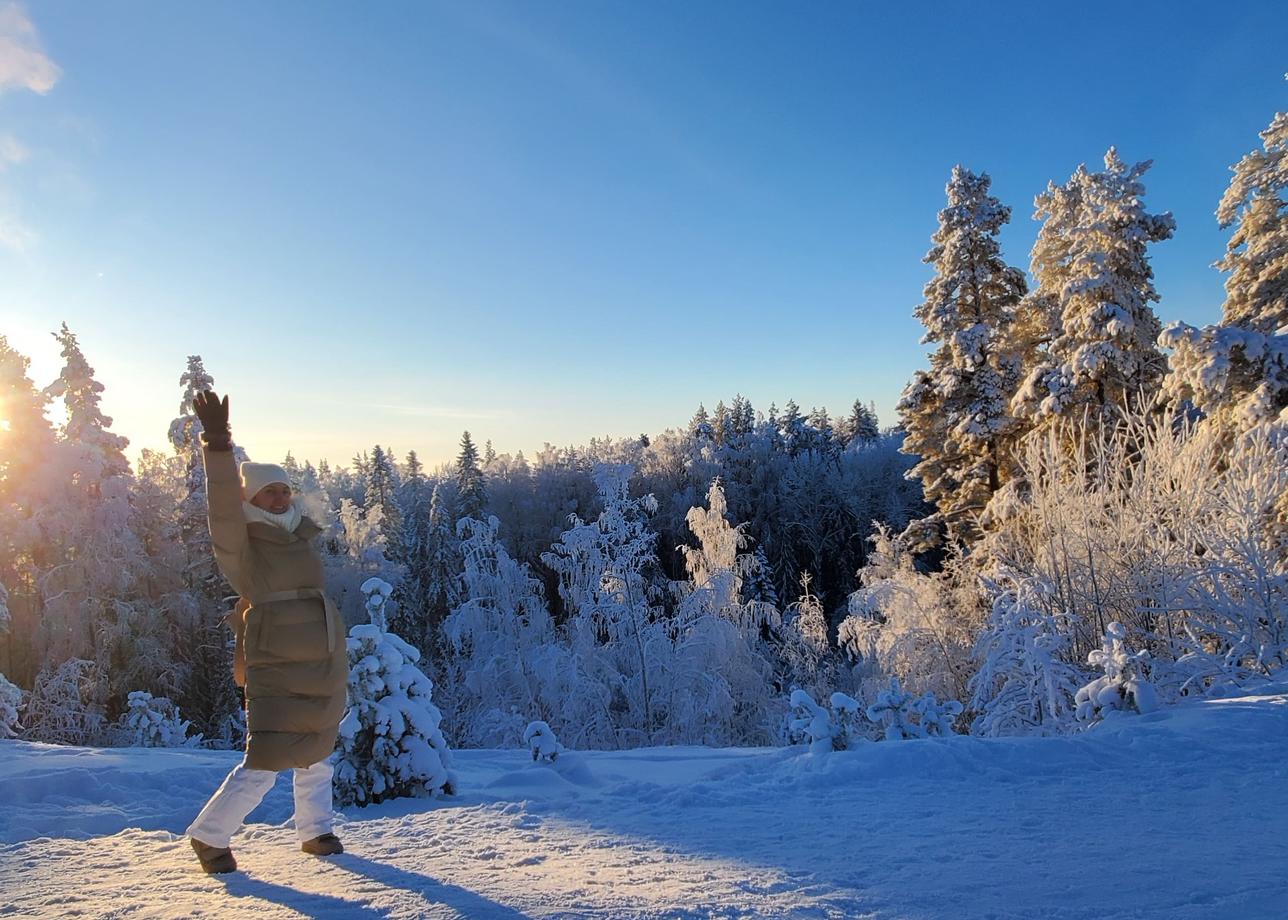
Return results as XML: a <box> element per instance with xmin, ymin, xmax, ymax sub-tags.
<box><xmin>112</xmin><ymin>690</ymin><xmax>198</xmax><ymax>747</ymax></box>
<box><xmin>0</xmin><ymin>672</ymin><xmax>25</xmax><ymax>739</ymax></box>
<box><xmin>523</xmin><ymin>720</ymin><xmax>560</xmax><ymax>762</ymax></box>
<box><xmin>969</xmin><ymin>570</ymin><xmax>1084</xmax><ymax>737</ymax></box>
<box><xmin>1076</xmin><ymin>623</ymin><xmax>1158</xmax><ymax>724</ymax></box>
<box><xmin>866</xmin><ymin>678</ymin><xmax>962</xmax><ymax>740</ymax></box>
<box><xmin>788</xmin><ymin>689</ymin><xmax>840</xmax><ymax>753</ymax></box>
<box><xmin>866</xmin><ymin>678</ymin><xmax>918</xmax><ymax>740</ymax></box>
<box><xmin>335</xmin><ymin>578</ymin><xmax>456</xmax><ymax>805</ymax></box>
<box><xmin>786</xmin><ymin>690</ymin><xmax>869</xmax><ymax>751</ymax></box>
<box><xmin>22</xmin><ymin>658</ymin><xmax>105</xmax><ymax>745</ymax></box>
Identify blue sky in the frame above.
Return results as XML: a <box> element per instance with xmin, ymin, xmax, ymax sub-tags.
<box><xmin>0</xmin><ymin>1</ymin><xmax>1284</xmax><ymax>468</ymax></box>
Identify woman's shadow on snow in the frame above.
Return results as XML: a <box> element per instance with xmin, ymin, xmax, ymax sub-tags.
<box><xmin>218</xmin><ymin>856</ymin><xmax>532</xmax><ymax>919</ymax></box>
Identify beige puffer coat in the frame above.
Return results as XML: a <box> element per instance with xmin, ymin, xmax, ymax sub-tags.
<box><xmin>204</xmin><ymin>446</ymin><xmax>349</xmax><ymax>771</ymax></box>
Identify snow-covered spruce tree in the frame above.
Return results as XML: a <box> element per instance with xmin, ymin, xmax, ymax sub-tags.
<box><xmin>22</xmin><ymin>657</ymin><xmax>105</xmax><ymax>744</ymax></box>
<box><xmin>167</xmin><ymin>356</ymin><xmax>241</xmax><ymax>743</ymax></box>
<box><xmin>0</xmin><ymin>671</ymin><xmax>26</xmax><ymax>738</ymax></box>
<box><xmin>441</xmin><ymin>515</ymin><xmax>572</xmax><ymax>748</ymax></box>
<box><xmin>456</xmin><ymin>431</ymin><xmax>488</xmax><ymax>522</ymax></box>
<box><xmin>1161</xmin><ymin>107</ymin><xmax>1288</xmax><ymax>432</ymax></box>
<box><xmin>840</xmin><ymin>399</ymin><xmax>880</xmax><ymax>448</ymax></box>
<box><xmin>335</xmin><ymin>577</ymin><xmax>455</xmax><ymax>806</ymax></box>
<box><xmin>365</xmin><ymin>445</ymin><xmax>404</xmax><ymax>563</ymax></box>
<box><xmin>899</xmin><ymin>166</ymin><xmax>1028</xmax><ymax>547</ymax></box>
<box><xmin>111</xmin><ymin>690</ymin><xmax>198</xmax><ymax>747</ymax></box>
<box><xmin>40</xmin><ymin>325</ymin><xmax>169</xmax><ymax>717</ymax></box>
<box><xmin>968</xmin><ymin>570</ymin><xmax>1084</xmax><ymax>736</ymax></box>
<box><xmin>1075</xmin><ymin>622</ymin><xmax>1157</xmax><ymax>724</ymax></box>
<box><xmin>1012</xmin><ymin>150</ymin><xmax>1175</xmax><ymax>436</ymax></box>
<box><xmin>541</xmin><ymin>463</ymin><xmax>664</xmax><ymax>748</ymax></box>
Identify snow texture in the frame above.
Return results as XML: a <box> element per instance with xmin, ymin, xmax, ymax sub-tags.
<box><xmin>2</xmin><ymin>682</ymin><xmax>1287</xmax><ymax>918</ymax></box>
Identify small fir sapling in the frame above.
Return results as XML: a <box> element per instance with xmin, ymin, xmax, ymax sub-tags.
<box><xmin>866</xmin><ymin>678</ymin><xmax>918</xmax><ymax>741</ymax></box>
<box><xmin>788</xmin><ymin>689</ymin><xmax>838</xmax><ymax>753</ymax></box>
<box><xmin>909</xmin><ymin>693</ymin><xmax>963</xmax><ymax>737</ymax></box>
<box><xmin>1076</xmin><ymin>622</ymin><xmax>1158</xmax><ymax>723</ymax></box>
<box><xmin>113</xmin><ymin>690</ymin><xmax>198</xmax><ymax>747</ymax></box>
<box><xmin>334</xmin><ymin>577</ymin><xmax>456</xmax><ymax>805</ymax></box>
<box><xmin>523</xmin><ymin>720</ymin><xmax>560</xmax><ymax>762</ymax></box>
<box><xmin>829</xmin><ymin>692</ymin><xmax>866</xmax><ymax>748</ymax></box>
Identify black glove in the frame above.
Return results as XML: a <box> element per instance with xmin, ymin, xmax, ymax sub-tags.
<box><xmin>193</xmin><ymin>390</ymin><xmax>232</xmax><ymax>451</ymax></box>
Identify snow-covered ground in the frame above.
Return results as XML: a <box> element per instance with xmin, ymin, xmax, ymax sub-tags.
<box><xmin>2</xmin><ymin>684</ymin><xmax>1287</xmax><ymax>919</ymax></box>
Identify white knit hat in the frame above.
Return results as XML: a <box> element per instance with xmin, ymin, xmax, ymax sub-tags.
<box><xmin>240</xmin><ymin>462</ymin><xmax>292</xmax><ymax>499</ymax></box>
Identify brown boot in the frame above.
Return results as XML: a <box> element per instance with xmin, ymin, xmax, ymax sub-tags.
<box><xmin>190</xmin><ymin>837</ymin><xmax>237</xmax><ymax>874</ymax></box>
<box><xmin>301</xmin><ymin>833</ymin><xmax>344</xmax><ymax>856</ymax></box>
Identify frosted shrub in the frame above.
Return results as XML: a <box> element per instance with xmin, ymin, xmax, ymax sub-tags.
<box><xmin>523</xmin><ymin>720</ymin><xmax>560</xmax><ymax>761</ymax></box>
<box><xmin>443</xmin><ymin>516</ymin><xmax>574</xmax><ymax>748</ymax></box>
<box><xmin>866</xmin><ymin>678</ymin><xmax>918</xmax><ymax>740</ymax></box>
<box><xmin>788</xmin><ymin>689</ymin><xmax>840</xmax><ymax>753</ymax></box>
<box><xmin>969</xmin><ymin>570</ymin><xmax>1084</xmax><ymax>736</ymax></box>
<box><xmin>113</xmin><ymin>690</ymin><xmax>198</xmax><ymax>747</ymax></box>
<box><xmin>829</xmin><ymin>692</ymin><xmax>867</xmax><ymax>748</ymax></box>
<box><xmin>841</xmin><ymin>527</ymin><xmax>979</xmax><ymax>706</ymax></box>
<box><xmin>335</xmin><ymin>579</ymin><xmax>456</xmax><ymax>806</ymax></box>
<box><xmin>1076</xmin><ymin>623</ymin><xmax>1157</xmax><ymax>723</ymax></box>
<box><xmin>22</xmin><ymin>658</ymin><xmax>105</xmax><ymax>745</ymax></box>
<box><xmin>910</xmin><ymin>693</ymin><xmax>963</xmax><ymax>737</ymax></box>
<box><xmin>985</xmin><ymin>409</ymin><xmax>1288</xmax><ymax>698</ymax></box>
<box><xmin>0</xmin><ymin>672</ymin><xmax>25</xmax><ymax>739</ymax></box>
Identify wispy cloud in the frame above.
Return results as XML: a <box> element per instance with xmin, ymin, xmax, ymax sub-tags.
<box><xmin>0</xmin><ymin>208</ymin><xmax>35</xmax><ymax>251</ymax></box>
<box><xmin>0</xmin><ymin>133</ymin><xmax>28</xmax><ymax>168</ymax></box>
<box><xmin>366</xmin><ymin>402</ymin><xmax>506</xmax><ymax>421</ymax></box>
<box><xmin>0</xmin><ymin>2</ymin><xmax>60</xmax><ymax>95</ymax></box>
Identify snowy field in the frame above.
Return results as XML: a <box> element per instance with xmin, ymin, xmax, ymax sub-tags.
<box><xmin>2</xmin><ymin>685</ymin><xmax>1286</xmax><ymax>920</ymax></box>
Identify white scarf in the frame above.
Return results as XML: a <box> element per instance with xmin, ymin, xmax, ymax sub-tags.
<box><xmin>243</xmin><ymin>500</ymin><xmax>303</xmax><ymax>533</ymax></box>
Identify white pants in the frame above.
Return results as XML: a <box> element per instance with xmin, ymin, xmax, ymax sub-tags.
<box><xmin>186</xmin><ymin>758</ymin><xmax>335</xmax><ymax>849</ymax></box>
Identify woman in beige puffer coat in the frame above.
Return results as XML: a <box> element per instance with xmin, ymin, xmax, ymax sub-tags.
<box><xmin>185</xmin><ymin>390</ymin><xmax>350</xmax><ymax>874</ymax></box>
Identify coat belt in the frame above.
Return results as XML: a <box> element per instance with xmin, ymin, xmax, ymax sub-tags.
<box><xmin>249</xmin><ymin>588</ymin><xmax>339</xmax><ymax>653</ymax></box>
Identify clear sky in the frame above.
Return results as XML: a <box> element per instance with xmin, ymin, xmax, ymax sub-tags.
<box><xmin>1</xmin><ymin>1</ymin><xmax>1284</xmax><ymax>469</ymax></box>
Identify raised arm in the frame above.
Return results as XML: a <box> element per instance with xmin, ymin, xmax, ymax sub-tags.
<box><xmin>194</xmin><ymin>390</ymin><xmax>252</xmax><ymax>592</ymax></box>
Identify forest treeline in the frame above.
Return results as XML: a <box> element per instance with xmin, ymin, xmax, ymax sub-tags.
<box><xmin>0</xmin><ymin>102</ymin><xmax>1284</xmax><ymax>750</ymax></box>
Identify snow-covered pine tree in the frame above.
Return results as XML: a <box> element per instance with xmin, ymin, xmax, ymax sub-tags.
<box><xmin>456</xmin><ymin>432</ymin><xmax>488</xmax><ymax>522</ymax></box>
<box><xmin>841</xmin><ymin>399</ymin><xmax>880</xmax><ymax>447</ymax></box>
<box><xmin>1161</xmin><ymin>107</ymin><xmax>1288</xmax><ymax>432</ymax></box>
<box><xmin>778</xmin><ymin>400</ymin><xmax>807</xmax><ymax>455</ymax></box>
<box><xmin>899</xmin><ymin>166</ymin><xmax>1028</xmax><ymax>548</ymax></box>
<box><xmin>969</xmin><ymin>570</ymin><xmax>1083</xmax><ymax>736</ymax></box>
<box><xmin>335</xmin><ymin>577</ymin><xmax>455</xmax><ymax>806</ymax></box>
<box><xmin>1012</xmin><ymin>150</ymin><xmax>1175</xmax><ymax>434</ymax></box>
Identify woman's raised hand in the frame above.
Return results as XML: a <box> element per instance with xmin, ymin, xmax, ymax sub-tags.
<box><xmin>194</xmin><ymin>390</ymin><xmax>232</xmax><ymax>450</ymax></box>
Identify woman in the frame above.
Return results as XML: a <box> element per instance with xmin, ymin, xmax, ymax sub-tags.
<box><xmin>185</xmin><ymin>390</ymin><xmax>350</xmax><ymax>874</ymax></box>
